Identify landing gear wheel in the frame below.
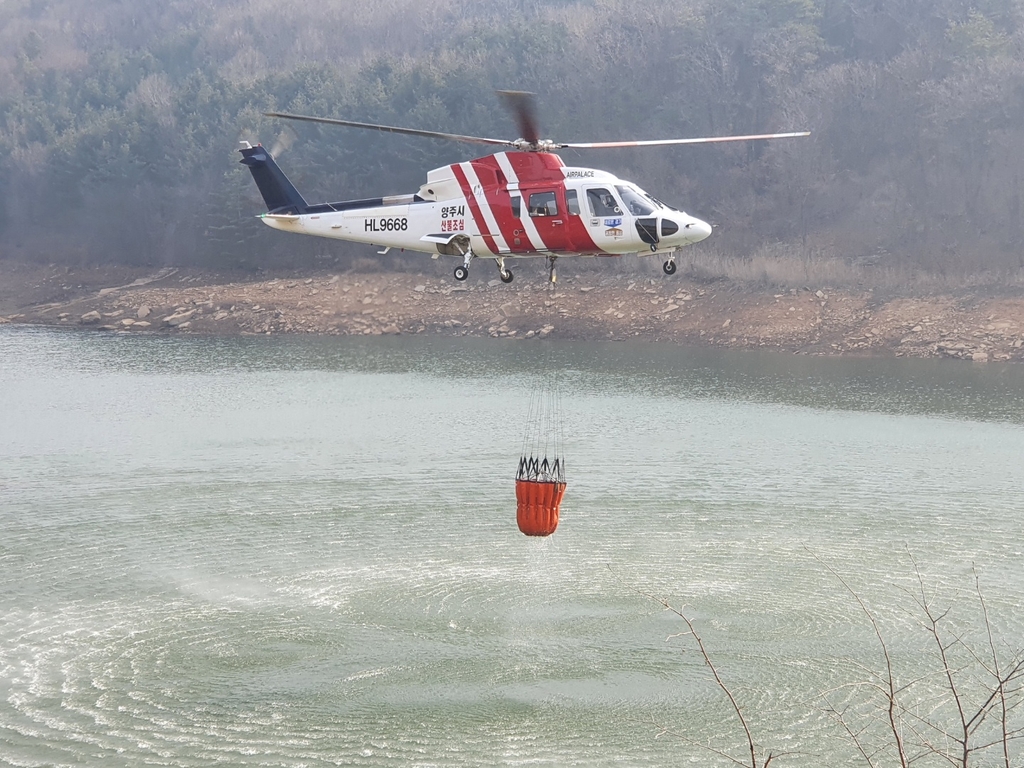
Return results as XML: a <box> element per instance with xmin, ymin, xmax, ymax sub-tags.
<box><xmin>663</xmin><ymin>260</ymin><xmax>677</xmax><ymax>275</ymax></box>
<box><xmin>454</xmin><ymin>265</ymin><xmax>469</xmax><ymax>281</ymax></box>
<box><xmin>500</xmin><ymin>269</ymin><xmax>514</xmax><ymax>284</ymax></box>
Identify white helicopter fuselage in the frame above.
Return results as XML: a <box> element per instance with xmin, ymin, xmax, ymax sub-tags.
<box><xmin>248</xmin><ymin>149</ymin><xmax>711</xmax><ymax>267</ymax></box>
<box><xmin>243</xmin><ymin>97</ymin><xmax>806</xmax><ymax>281</ymax></box>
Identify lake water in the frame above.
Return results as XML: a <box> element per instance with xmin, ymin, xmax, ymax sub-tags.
<box><xmin>2</xmin><ymin>326</ymin><xmax>1024</xmax><ymax>767</ymax></box>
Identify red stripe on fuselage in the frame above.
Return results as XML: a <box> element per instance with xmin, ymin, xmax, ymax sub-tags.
<box><xmin>456</xmin><ymin>151</ymin><xmax>606</xmax><ymax>256</ymax></box>
<box><xmin>491</xmin><ymin>152</ymin><xmax>602</xmax><ymax>254</ymax></box>
<box><xmin>472</xmin><ymin>155</ymin><xmax>535</xmax><ymax>253</ymax></box>
<box><xmin>504</xmin><ymin>152</ymin><xmax>566</xmax><ymax>184</ymax></box>
<box><xmin>450</xmin><ymin>162</ymin><xmax>499</xmax><ymax>255</ymax></box>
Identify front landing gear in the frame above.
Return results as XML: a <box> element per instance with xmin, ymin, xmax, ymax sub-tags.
<box><xmin>454</xmin><ymin>265</ymin><xmax>469</xmax><ymax>281</ymax></box>
<box><xmin>663</xmin><ymin>259</ymin><xmax>677</xmax><ymax>275</ymax></box>
<box><xmin>547</xmin><ymin>254</ymin><xmax>558</xmax><ymax>284</ymax></box>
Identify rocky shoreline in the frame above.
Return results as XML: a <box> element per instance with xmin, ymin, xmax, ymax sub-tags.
<box><xmin>3</xmin><ymin>262</ymin><xmax>1024</xmax><ymax>362</ymax></box>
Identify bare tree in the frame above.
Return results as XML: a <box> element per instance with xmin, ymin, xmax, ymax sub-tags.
<box><xmin>643</xmin><ymin>554</ymin><xmax>1024</xmax><ymax>767</ymax></box>
<box><xmin>817</xmin><ymin>552</ymin><xmax>1024</xmax><ymax>768</ymax></box>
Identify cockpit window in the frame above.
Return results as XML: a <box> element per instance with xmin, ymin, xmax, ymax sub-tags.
<box><xmin>639</xmin><ymin>188</ymin><xmax>678</xmax><ymax>212</ymax></box>
<box><xmin>616</xmin><ymin>185</ymin><xmax>655</xmax><ymax>216</ymax></box>
<box><xmin>587</xmin><ymin>188</ymin><xmax>621</xmax><ymax>216</ymax></box>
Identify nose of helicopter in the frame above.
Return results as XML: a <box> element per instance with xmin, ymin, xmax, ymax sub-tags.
<box><xmin>686</xmin><ymin>217</ymin><xmax>712</xmax><ymax>243</ymax></box>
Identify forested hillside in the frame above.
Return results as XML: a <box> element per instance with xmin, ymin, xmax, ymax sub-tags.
<box><xmin>2</xmin><ymin>0</ymin><xmax>1023</xmax><ymax>280</ymax></box>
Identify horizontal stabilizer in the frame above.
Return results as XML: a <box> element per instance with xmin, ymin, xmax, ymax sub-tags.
<box><xmin>420</xmin><ymin>233</ymin><xmax>462</xmax><ymax>245</ymax></box>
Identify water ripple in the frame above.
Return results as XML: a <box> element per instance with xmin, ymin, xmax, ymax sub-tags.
<box><xmin>3</xmin><ymin>327</ymin><xmax>1024</xmax><ymax>766</ymax></box>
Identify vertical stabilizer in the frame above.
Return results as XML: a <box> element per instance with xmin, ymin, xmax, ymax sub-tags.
<box><xmin>238</xmin><ymin>143</ymin><xmax>309</xmax><ymax>214</ymax></box>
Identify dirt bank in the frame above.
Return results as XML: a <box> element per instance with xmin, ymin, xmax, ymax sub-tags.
<box><xmin>4</xmin><ymin>261</ymin><xmax>1024</xmax><ymax>362</ymax></box>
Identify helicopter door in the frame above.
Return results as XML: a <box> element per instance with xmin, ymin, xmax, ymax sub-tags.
<box><xmin>583</xmin><ymin>187</ymin><xmax>630</xmax><ymax>249</ymax></box>
<box><xmin>523</xmin><ymin>189</ymin><xmax>573</xmax><ymax>252</ymax></box>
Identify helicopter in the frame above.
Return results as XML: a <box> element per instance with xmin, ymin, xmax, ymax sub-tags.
<box><xmin>240</xmin><ymin>91</ymin><xmax>808</xmax><ymax>283</ymax></box>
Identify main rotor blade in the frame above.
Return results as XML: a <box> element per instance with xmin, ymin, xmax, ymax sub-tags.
<box><xmin>264</xmin><ymin>112</ymin><xmax>514</xmax><ymax>148</ymax></box>
<box><xmin>562</xmin><ymin>131</ymin><xmax>811</xmax><ymax>149</ymax></box>
<box><xmin>497</xmin><ymin>90</ymin><xmax>540</xmax><ymax>145</ymax></box>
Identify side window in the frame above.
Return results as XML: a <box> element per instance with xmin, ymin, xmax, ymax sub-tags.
<box><xmin>528</xmin><ymin>191</ymin><xmax>558</xmax><ymax>217</ymax></box>
<box><xmin>511</xmin><ymin>195</ymin><xmax>521</xmax><ymax>218</ymax></box>
<box><xmin>587</xmin><ymin>188</ymin><xmax>621</xmax><ymax>216</ymax></box>
<box><xmin>565</xmin><ymin>189</ymin><xmax>581</xmax><ymax>215</ymax></box>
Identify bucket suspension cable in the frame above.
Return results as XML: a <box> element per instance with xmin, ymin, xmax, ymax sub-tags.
<box><xmin>517</xmin><ymin>376</ymin><xmax>565</xmax><ymax>482</ymax></box>
<box><xmin>515</xmin><ymin>371</ymin><xmax>567</xmax><ymax>536</ymax></box>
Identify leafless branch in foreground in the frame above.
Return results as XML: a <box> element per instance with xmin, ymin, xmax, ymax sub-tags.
<box><xmin>814</xmin><ymin>550</ymin><xmax>1024</xmax><ymax>768</ymax></box>
<box><xmin>812</xmin><ymin>552</ymin><xmax>911</xmax><ymax>768</ymax></box>
<box><xmin>640</xmin><ymin>589</ymin><xmax>786</xmax><ymax>768</ymax></box>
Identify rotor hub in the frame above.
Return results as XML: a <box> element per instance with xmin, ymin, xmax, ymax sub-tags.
<box><xmin>511</xmin><ymin>138</ymin><xmax>559</xmax><ymax>153</ymax></box>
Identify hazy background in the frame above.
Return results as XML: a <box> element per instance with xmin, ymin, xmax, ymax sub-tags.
<box><xmin>2</xmin><ymin>0</ymin><xmax>1023</xmax><ymax>283</ymax></box>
